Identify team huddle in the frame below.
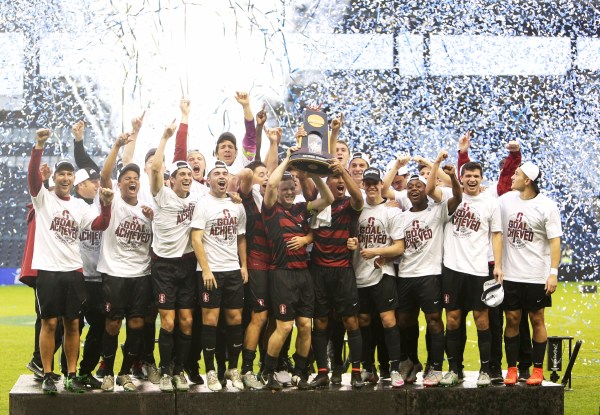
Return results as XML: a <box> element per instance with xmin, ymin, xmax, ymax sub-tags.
<box><xmin>23</xmin><ymin>95</ymin><xmax>562</xmax><ymax>395</ymax></box>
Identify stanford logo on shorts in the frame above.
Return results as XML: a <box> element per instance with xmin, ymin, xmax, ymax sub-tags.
<box><xmin>104</xmin><ymin>303</ymin><xmax>111</xmax><ymax>313</ymax></box>
<box><xmin>444</xmin><ymin>294</ymin><xmax>450</xmax><ymax>304</ymax></box>
<box><xmin>258</xmin><ymin>299</ymin><xmax>265</xmax><ymax>307</ymax></box>
<box><xmin>279</xmin><ymin>304</ymin><xmax>287</xmax><ymax>315</ymax></box>
<box><xmin>203</xmin><ymin>292</ymin><xmax>210</xmax><ymax>303</ymax></box>
<box><xmin>158</xmin><ymin>293</ymin><xmax>166</xmax><ymax>304</ymax></box>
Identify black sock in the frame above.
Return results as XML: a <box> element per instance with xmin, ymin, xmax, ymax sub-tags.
<box><xmin>445</xmin><ymin>328</ymin><xmax>461</xmax><ymax>372</ymax></box>
<box><xmin>241</xmin><ymin>348</ymin><xmax>256</xmax><ymax>374</ymax></box>
<box><xmin>383</xmin><ymin>326</ymin><xmax>401</xmax><ymax>371</ymax></box>
<box><xmin>477</xmin><ymin>329</ymin><xmax>491</xmax><ymax>373</ymax></box>
<box><xmin>347</xmin><ymin>329</ymin><xmax>362</xmax><ymax>370</ymax></box>
<box><xmin>215</xmin><ymin>323</ymin><xmax>227</xmax><ymax>375</ymax></box>
<box><xmin>202</xmin><ymin>325</ymin><xmax>217</xmax><ymax>372</ymax></box>
<box><xmin>263</xmin><ymin>353</ymin><xmax>278</xmax><ymax>375</ymax></box>
<box><xmin>293</xmin><ymin>353</ymin><xmax>307</xmax><ymax>376</ymax></box>
<box><xmin>119</xmin><ymin>327</ymin><xmax>143</xmax><ymax>376</ymax></box>
<box><xmin>158</xmin><ymin>328</ymin><xmax>174</xmax><ymax>375</ymax></box>
<box><xmin>359</xmin><ymin>326</ymin><xmax>374</xmax><ymax>370</ymax></box>
<box><xmin>330</xmin><ymin>321</ymin><xmax>346</xmax><ymax>367</ymax></box>
<box><xmin>504</xmin><ymin>335</ymin><xmax>520</xmax><ymax>368</ymax></box>
<box><xmin>532</xmin><ymin>340</ymin><xmax>546</xmax><ymax>369</ymax></box>
<box><xmin>430</xmin><ymin>332</ymin><xmax>445</xmax><ymax>371</ymax></box>
<box><xmin>311</xmin><ymin>329</ymin><xmax>329</xmax><ymax>371</ymax></box>
<box><xmin>102</xmin><ymin>330</ymin><xmax>119</xmax><ymax>376</ymax></box>
<box><xmin>143</xmin><ymin>322</ymin><xmax>156</xmax><ymax>363</ymax></box>
<box><xmin>227</xmin><ymin>324</ymin><xmax>243</xmax><ymax>370</ymax></box>
<box><xmin>406</xmin><ymin>325</ymin><xmax>420</xmax><ymax>365</ymax></box>
<box><xmin>174</xmin><ymin>331</ymin><xmax>192</xmax><ymax>374</ymax></box>
<box><xmin>399</xmin><ymin>327</ymin><xmax>409</xmax><ymax>361</ymax></box>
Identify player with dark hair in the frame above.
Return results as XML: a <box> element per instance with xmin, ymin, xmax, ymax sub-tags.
<box><xmin>260</xmin><ymin>147</ymin><xmax>334</xmax><ymax>390</ymax></box>
<box><xmin>499</xmin><ymin>161</ymin><xmax>562</xmax><ymax>386</ymax></box>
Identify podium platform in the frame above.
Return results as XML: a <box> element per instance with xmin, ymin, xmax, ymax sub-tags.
<box><xmin>10</xmin><ymin>372</ymin><xmax>564</xmax><ymax>415</ymax></box>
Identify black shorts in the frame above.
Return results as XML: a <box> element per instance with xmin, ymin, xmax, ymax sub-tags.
<box><xmin>245</xmin><ymin>269</ymin><xmax>269</xmax><ymax>313</ymax></box>
<box><xmin>502</xmin><ymin>280</ymin><xmax>551</xmax><ymax>312</ymax></box>
<box><xmin>312</xmin><ymin>265</ymin><xmax>359</xmax><ymax>318</ymax></box>
<box><xmin>396</xmin><ymin>275</ymin><xmax>442</xmax><ymax>314</ymax></box>
<box><xmin>83</xmin><ymin>280</ymin><xmax>105</xmax><ymax>322</ymax></box>
<box><xmin>358</xmin><ymin>274</ymin><xmax>398</xmax><ymax>315</ymax></box>
<box><xmin>270</xmin><ymin>269</ymin><xmax>314</xmax><ymax>321</ymax></box>
<box><xmin>152</xmin><ymin>255</ymin><xmax>197</xmax><ymax>310</ymax></box>
<box><xmin>442</xmin><ymin>266</ymin><xmax>487</xmax><ymax>312</ymax></box>
<box><xmin>36</xmin><ymin>270</ymin><xmax>87</xmax><ymax>320</ymax></box>
<box><xmin>102</xmin><ymin>274</ymin><xmax>152</xmax><ymax>320</ymax></box>
<box><xmin>199</xmin><ymin>270</ymin><xmax>245</xmax><ymax>310</ymax></box>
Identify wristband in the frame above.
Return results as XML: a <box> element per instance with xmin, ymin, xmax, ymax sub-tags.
<box><xmin>550</xmin><ymin>268</ymin><xmax>558</xmax><ymax>276</ymax></box>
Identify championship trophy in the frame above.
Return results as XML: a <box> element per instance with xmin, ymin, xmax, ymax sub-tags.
<box><xmin>289</xmin><ymin>108</ymin><xmax>333</xmax><ymax>175</ymax></box>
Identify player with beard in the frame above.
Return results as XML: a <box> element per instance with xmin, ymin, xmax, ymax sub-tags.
<box><xmin>190</xmin><ymin>161</ymin><xmax>248</xmax><ymax>391</ymax></box>
<box><xmin>150</xmin><ymin>121</ymin><xmax>199</xmax><ymax>392</ymax></box>
<box><xmin>28</xmin><ymin>128</ymin><xmax>114</xmax><ymax>394</ymax></box>
<box><xmin>347</xmin><ymin>167</ymin><xmax>404</xmax><ymax>388</ymax></box>
<box><xmin>260</xmin><ymin>147</ymin><xmax>334</xmax><ymax>391</ymax></box>
<box><xmin>427</xmin><ymin>154</ymin><xmax>503</xmax><ymax>388</ymax></box>
<box><xmin>499</xmin><ymin>162</ymin><xmax>562</xmax><ymax>386</ymax></box>
<box><xmin>394</xmin><ymin>152</ymin><xmax>461</xmax><ymax>387</ymax></box>
<box><xmin>236</xmin><ymin>125</ymin><xmax>280</xmax><ymax>390</ymax></box>
<box><xmin>309</xmin><ymin>158</ymin><xmax>365</xmax><ymax>389</ymax></box>
<box><xmin>95</xmin><ymin>134</ymin><xmax>154</xmax><ymax>392</ymax></box>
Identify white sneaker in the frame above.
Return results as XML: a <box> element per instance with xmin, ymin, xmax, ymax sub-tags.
<box><xmin>476</xmin><ymin>371</ymin><xmax>491</xmax><ymax>388</ymax></box>
<box><xmin>116</xmin><ymin>374</ymin><xmax>137</xmax><ymax>392</ymax></box>
<box><xmin>225</xmin><ymin>368</ymin><xmax>244</xmax><ymax>390</ymax></box>
<box><xmin>423</xmin><ymin>370</ymin><xmax>443</xmax><ymax>387</ymax></box>
<box><xmin>101</xmin><ymin>375</ymin><xmax>114</xmax><ymax>392</ymax></box>
<box><xmin>390</xmin><ymin>370</ymin><xmax>404</xmax><ymax>388</ymax></box>
<box><xmin>173</xmin><ymin>372</ymin><xmax>189</xmax><ymax>392</ymax></box>
<box><xmin>143</xmin><ymin>362</ymin><xmax>161</xmax><ymax>384</ymax></box>
<box><xmin>207</xmin><ymin>370</ymin><xmax>222</xmax><ymax>392</ymax></box>
<box><xmin>159</xmin><ymin>374</ymin><xmax>174</xmax><ymax>393</ymax></box>
<box><xmin>242</xmin><ymin>371</ymin><xmax>264</xmax><ymax>390</ymax></box>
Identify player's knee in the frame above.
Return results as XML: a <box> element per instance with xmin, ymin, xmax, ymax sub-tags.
<box><xmin>342</xmin><ymin>315</ymin><xmax>359</xmax><ymax>331</ymax></box>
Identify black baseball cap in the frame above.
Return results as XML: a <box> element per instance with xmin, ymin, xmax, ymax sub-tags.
<box><xmin>362</xmin><ymin>167</ymin><xmax>382</xmax><ymax>182</ymax></box>
<box><xmin>118</xmin><ymin>163</ymin><xmax>141</xmax><ymax>181</ymax></box>
<box><xmin>55</xmin><ymin>160</ymin><xmax>75</xmax><ymax>173</ymax></box>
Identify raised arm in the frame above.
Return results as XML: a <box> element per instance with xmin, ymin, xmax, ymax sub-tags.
<box><xmin>427</xmin><ymin>150</ymin><xmax>447</xmax><ymax>203</ymax></box>
<box><xmin>443</xmin><ymin>163</ymin><xmax>462</xmax><ymax>215</ymax></box>
<box><xmin>72</xmin><ymin>121</ymin><xmax>100</xmax><ymax>171</ymax></box>
<box><xmin>264</xmin><ymin>126</ymin><xmax>281</xmax><ymax>175</ymax></box>
<box><xmin>254</xmin><ymin>103</ymin><xmax>266</xmax><ymax>162</ymax></box>
<box><xmin>328</xmin><ymin>113</ymin><xmax>342</xmax><ymax>155</ymax></box>
<box><xmin>414</xmin><ymin>155</ymin><xmax>452</xmax><ymax>187</ymax></box>
<box><xmin>264</xmin><ymin>146</ymin><xmax>296</xmax><ymax>209</ymax></box>
<box><xmin>382</xmin><ymin>155</ymin><xmax>410</xmax><ymax>200</ymax></box>
<box><xmin>497</xmin><ymin>141</ymin><xmax>521</xmax><ymax>196</ymax></box>
<box><xmin>457</xmin><ymin>130</ymin><xmax>471</xmax><ymax>180</ymax></box>
<box><xmin>150</xmin><ymin>120</ymin><xmax>176</xmax><ymax>196</ymax></box>
<box><xmin>307</xmin><ymin>173</ymin><xmax>334</xmax><ymax>213</ymax></box>
<box><xmin>330</xmin><ymin>158</ymin><xmax>363</xmax><ymax>210</ymax></box>
<box><xmin>121</xmin><ymin>111</ymin><xmax>145</xmax><ymax>165</ymax></box>
<box><xmin>236</xmin><ymin>91</ymin><xmax>256</xmax><ymax>161</ymax></box>
<box><xmin>28</xmin><ymin>129</ymin><xmax>50</xmax><ymax>197</ymax></box>
<box><xmin>101</xmin><ymin>133</ymin><xmax>133</xmax><ymax>189</ymax></box>
<box><xmin>173</xmin><ymin>98</ymin><xmax>190</xmax><ymax>162</ymax></box>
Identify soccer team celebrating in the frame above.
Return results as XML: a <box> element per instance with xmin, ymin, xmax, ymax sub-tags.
<box><xmin>22</xmin><ymin>94</ymin><xmax>562</xmax><ymax>395</ymax></box>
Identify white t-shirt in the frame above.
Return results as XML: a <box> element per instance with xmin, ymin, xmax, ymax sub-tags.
<box><xmin>97</xmin><ymin>196</ymin><xmax>153</xmax><ymax>278</ymax></box>
<box><xmin>499</xmin><ymin>191</ymin><xmax>562</xmax><ymax>284</ymax></box>
<box><xmin>75</xmin><ymin>197</ymin><xmax>102</xmax><ymax>281</ymax></box>
<box><xmin>443</xmin><ymin>192</ymin><xmax>502</xmax><ymax>276</ymax></box>
<box><xmin>190</xmin><ymin>194</ymin><xmax>246</xmax><ymax>272</ymax></box>
<box><xmin>191</xmin><ymin>180</ymin><xmax>209</xmax><ymax>198</ymax></box>
<box><xmin>152</xmin><ymin>186</ymin><xmax>199</xmax><ymax>258</ymax></box>
<box><xmin>31</xmin><ymin>186</ymin><xmax>101</xmax><ymax>272</ymax></box>
<box><xmin>352</xmin><ymin>201</ymin><xmax>403</xmax><ymax>288</ymax></box>
<box><xmin>397</xmin><ymin>201</ymin><xmax>450</xmax><ymax>278</ymax></box>
<box><xmin>137</xmin><ymin>173</ymin><xmax>156</xmax><ymax>209</ymax></box>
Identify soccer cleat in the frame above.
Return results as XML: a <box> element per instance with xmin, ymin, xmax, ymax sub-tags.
<box><xmin>96</xmin><ymin>359</ymin><xmax>107</xmax><ymax>378</ymax></box>
<box><xmin>406</xmin><ymin>362</ymin><xmax>423</xmax><ymax>384</ymax></box>
<box><xmin>131</xmin><ymin>359</ymin><xmax>145</xmax><ymax>379</ymax></box>
<box><xmin>518</xmin><ymin>367</ymin><xmax>531</xmax><ymax>382</ymax></box>
<box><xmin>390</xmin><ymin>370</ymin><xmax>404</xmax><ymax>388</ymax></box>
<box><xmin>379</xmin><ymin>366</ymin><xmax>391</xmax><ymax>381</ymax></box>
<box><xmin>476</xmin><ymin>371</ymin><xmax>491</xmax><ymax>388</ymax></box>
<box><xmin>116</xmin><ymin>374</ymin><xmax>137</xmax><ymax>392</ymax></box>
<box><xmin>242</xmin><ymin>372</ymin><xmax>265</xmax><ymax>390</ymax></box>
<box><xmin>159</xmin><ymin>374</ymin><xmax>174</xmax><ymax>392</ymax></box>
<box><xmin>64</xmin><ymin>376</ymin><xmax>86</xmax><ymax>393</ymax></box>
<box><xmin>173</xmin><ymin>372</ymin><xmax>189</xmax><ymax>392</ymax></box>
<box><xmin>422</xmin><ymin>363</ymin><xmax>432</xmax><ymax>380</ymax></box>
<box><xmin>78</xmin><ymin>373</ymin><xmax>102</xmax><ymax>389</ymax></box>
<box><xmin>225</xmin><ymin>368</ymin><xmax>244</xmax><ymax>390</ymax></box>
<box><xmin>274</xmin><ymin>370</ymin><xmax>292</xmax><ymax>386</ymax></box>
<box><xmin>526</xmin><ymin>367</ymin><xmax>544</xmax><ymax>386</ymax></box>
<box><xmin>310</xmin><ymin>372</ymin><xmax>330</xmax><ymax>388</ymax></box>
<box><xmin>398</xmin><ymin>359</ymin><xmax>414</xmax><ymax>382</ymax></box>
<box><xmin>350</xmin><ymin>371</ymin><xmax>365</xmax><ymax>388</ymax></box>
<box><xmin>42</xmin><ymin>377</ymin><xmax>57</xmax><ymax>395</ymax></box>
<box><xmin>101</xmin><ymin>375</ymin><xmax>114</xmax><ymax>392</ymax></box>
<box><xmin>422</xmin><ymin>370</ymin><xmax>443</xmax><ymax>387</ymax></box>
<box><xmin>439</xmin><ymin>371</ymin><xmax>459</xmax><ymax>387</ymax></box>
<box><xmin>361</xmin><ymin>369</ymin><xmax>379</xmax><ymax>384</ymax></box>
<box><xmin>184</xmin><ymin>366</ymin><xmax>204</xmax><ymax>385</ymax></box>
<box><xmin>206</xmin><ymin>370</ymin><xmax>223</xmax><ymax>392</ymax></box>
<box><xmin>264</xmin><ymin>373</ymin><xmax>283</xmax><ymax>391</ymax></box>
<box><xmin>27</xmin><ymin>359</ymin><xmax>44</xmax><ymax>379</ymax></box>
<box><xmin>504</xmin><ymin>367</ymin><xmax>518</xmax><ymax>386</ymax></box>
<box><xmin>331</xmin><ymin>366</ymin><xmax>343</xmax><ymax>385</ymax></box>
<box><xmin>143</xmin><ymin>362</ymin><xmax>161</xmax><ymax>384</ymax></box>
<box><xmin>489</xmin><ymin>366</ymin><xmax>504</xmax><ymax>385</ymax></box>
<box><xmin>457</xmin><ymin>369</ymin><xmax>465</xmax><ymax>383</ymax></box>
<box><xmin>291</xmin><ymin>374</ymin><xmax>312</xmax><ymax>390</ymax></box>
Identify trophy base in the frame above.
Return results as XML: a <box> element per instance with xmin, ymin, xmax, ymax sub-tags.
<box><xmin>289</xmin><ymin>152</ymin><xmax>333</xmax><ymax>175</ymax></box>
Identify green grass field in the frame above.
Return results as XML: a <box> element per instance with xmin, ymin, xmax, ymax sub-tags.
<box><xmin>1</xmin><ymin>282</ymin><xmax>598</xmax><ymax>414</ymax></box>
